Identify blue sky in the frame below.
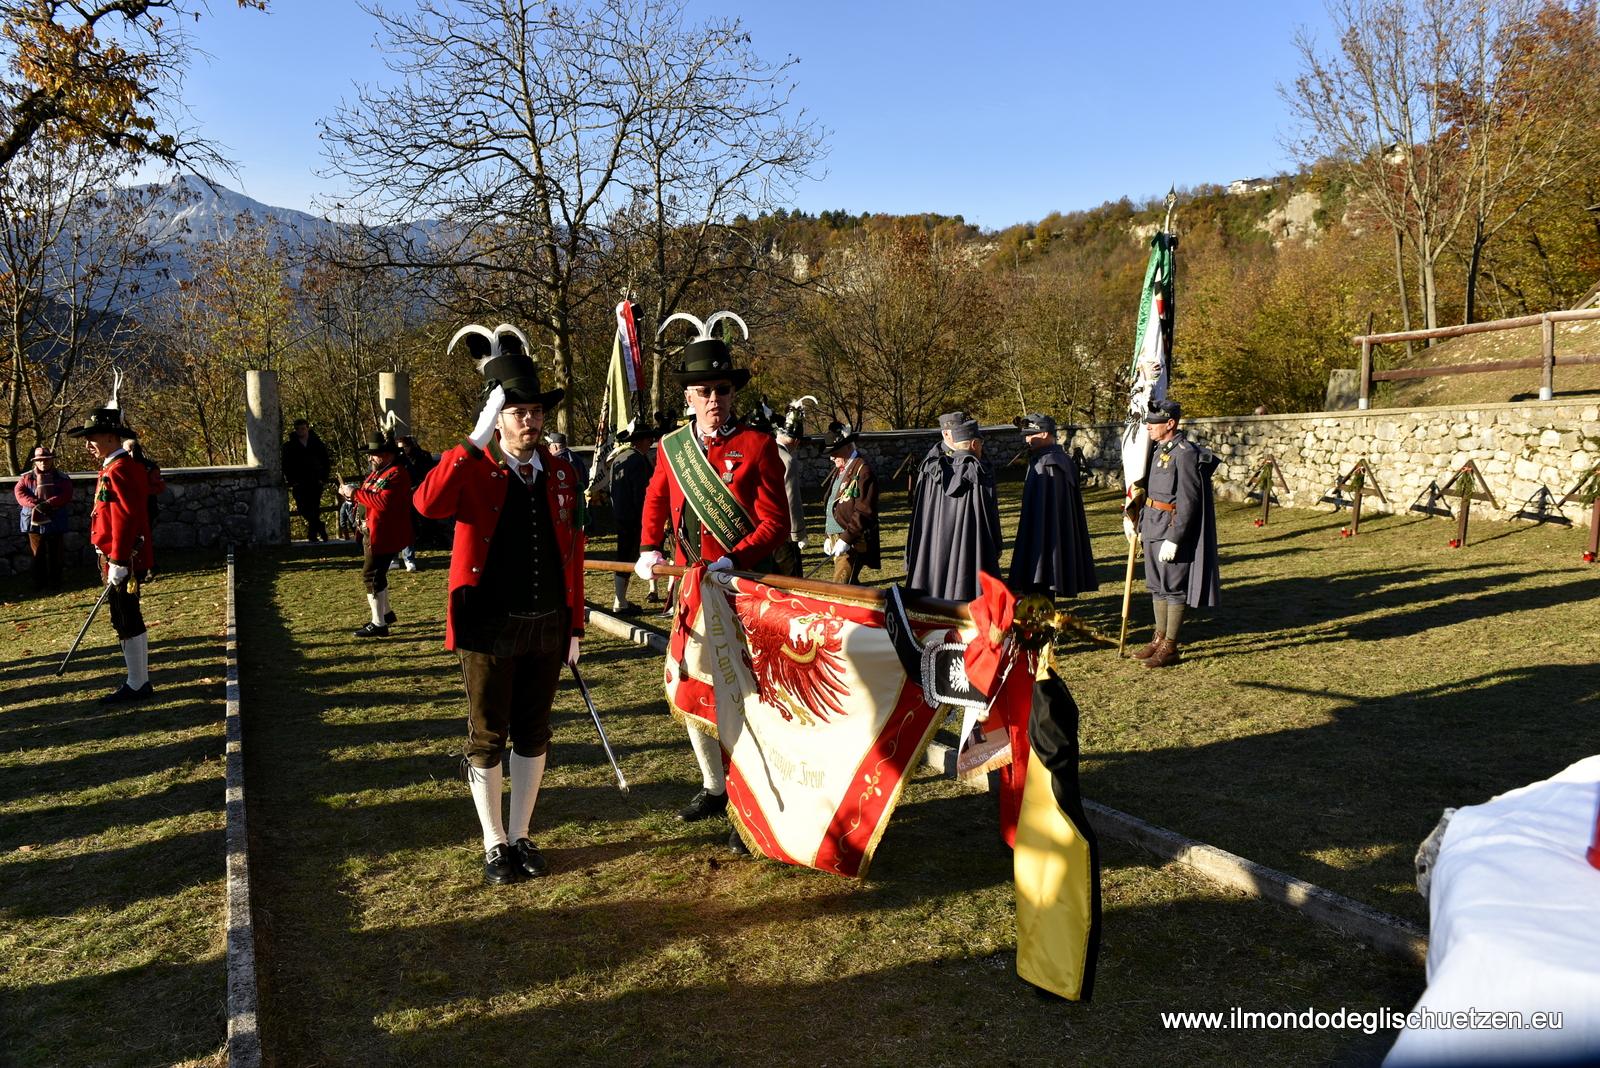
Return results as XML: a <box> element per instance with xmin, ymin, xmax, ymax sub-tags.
<box><xmin>176</xmin><ymin>0</ymin><xmax>1339</xmax><ymax>229</ymax></box>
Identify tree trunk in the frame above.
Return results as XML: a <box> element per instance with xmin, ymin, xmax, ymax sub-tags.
<box><xmin>1393</xmin><ymin>230</ymin><xmax>1415</xmax><ymax>361</ymax></box>
<box><xmin>1463</xmin><ymin>220</ymin><xmax>1486</xmax><ymax>326</ymax></box>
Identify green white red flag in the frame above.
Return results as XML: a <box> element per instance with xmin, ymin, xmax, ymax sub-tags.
<box><xmin>1121</xmin><ymin>231</ymin><xmax>1176</xmax><ymax>495</ymax></box>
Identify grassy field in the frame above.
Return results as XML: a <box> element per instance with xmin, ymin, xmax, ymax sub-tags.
<box><xmin>0</xmin><ymin>554</ymin><xmax>230</xmax><ymax>1068</ymax></box>
<box><xmin>8</xmin><ymin>463</ymin><xmax>1589</xmax><ymax>1066</ymax></box>
<box><xmin>239</xmin><ymin>542</ymin><xmax>1421</xmax><ymax>1066</ymax></box>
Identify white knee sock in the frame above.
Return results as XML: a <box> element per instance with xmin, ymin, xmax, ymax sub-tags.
<box><xmin>467</xmin><ymin>761</ymin><xmax>507</xmax><ymax>853</ymax></box>
<box><xmin>612</xmin><ymin>572</ymin><xmax>630</xmax><ymax>608</ymax></box>
<box><xmin>123</xmin><ymin>632</ymin><xmax>149</xmax><ymax>689</ymax></box>
<box><xmin>686</xmin><ymin>722</ymin><xmax>725</xmax><ymax>794</ymax></box>
<box><xmin>377</xmin><ymin>589</ymin><xmax>390</xmax><ymax>621</ymax></box>
<box><xmin>367</xmin><ymin>593</ymin><xmax>383</xmax><ymax>626</ymax></box>
<box><xmin>508</xmin><ymin>751</ymin><xmax>546</xmax><ymax>842</ymax></box>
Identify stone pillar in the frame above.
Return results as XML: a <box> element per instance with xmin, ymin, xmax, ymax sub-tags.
<box><xmin>245</xmin><ymin>370</ymin><xmax>288</xmax><ymax>546</ymax></box>
<box><xmin>379</xmin><ymin>372</ymin><xmax>412</xmax><ymax>436</ymax></box>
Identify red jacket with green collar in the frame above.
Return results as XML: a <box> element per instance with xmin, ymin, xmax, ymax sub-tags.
<box><xmin>353</xmin><ymin>460</ymin><xmax>414</xmax><ymax>554</ymax></box>
<box><xmin>413</xmin><ymin>436</ymin><xmax>586</xmax><ymax>650</ymax></box>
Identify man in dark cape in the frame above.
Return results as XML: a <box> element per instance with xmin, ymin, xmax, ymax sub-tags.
<box><xmin>607</xmin><ymin>415</ymin><xmax>658</xmax><ymax>613</ymax></box>
<box><xmin>1129</xmin><ymin>399</ymin><xmax>1220</xmax><ymax>668</ymax></box>
<box><xmin>1009</xmin><ymin>412</ymin><xmax>1098</xmax><ymax>599</ymax></box>
<box><xmin>904</xmin><ymin>418</ymin><xmax>1001</xmax><ymax>602</ymax></box>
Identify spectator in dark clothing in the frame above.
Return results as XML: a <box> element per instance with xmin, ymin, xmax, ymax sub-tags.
<box><xmin>13</xmin><ymin>445</ymin><xmax>74</xmax><ymax>589</ymax></box>
<box><xmin>396</xmin><ymin>436</ymin><xmax>439</xmax><ymax>569</ymax></box>
<box><xmin>545</xmin><ymin>432</ymin><xmax>589</xmax><ymax>487</ymax></box>
<box><xmin>607</xmin><ymin>417</ymin><xmax>659</xmax><ymax>613</ymax></box>
<box><xmin>282</xmin><ymin>419</ymin><xmax>332</xmax><ymax>541</ymax></box>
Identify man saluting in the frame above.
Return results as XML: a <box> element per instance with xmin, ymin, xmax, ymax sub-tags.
<box><xmin>415</xmin><ymin>325</ymin><xmax>586</xmax><ymax>886</ymax></box>
<box><xmin>633</xmin><ymin>311</ymin><xmax>788</xmax><ymax>839</ymax></box>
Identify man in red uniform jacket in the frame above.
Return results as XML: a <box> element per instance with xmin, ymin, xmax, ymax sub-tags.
<box><xmin>634</xmin><ymin>312</ymin><xmax>788</xmax><ymax>848</ymax></box>
<box><xmin>68</xmin><ymin>407</ymin><xmax>155</xmax><ymax>703</ymax></box>
<box><xmin>339</xmin><ymin>435</ymin><xmax>413</xmax><ymax>638</ymax></box>
<box><xmin>415</xmin><ymin>324</ymin><xmax>585</xmax><ymax>885</ymax></box>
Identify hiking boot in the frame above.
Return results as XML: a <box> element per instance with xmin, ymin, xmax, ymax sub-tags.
<box><xmin>484</xmin><ymin>843</ymin><xmax>521</xmax><ymax>885</ymax></box>
<box><xmin>1143</xmin><ymin>638</ymin><xmax>1182</xmax><ymax>669</ymax></box>
<box><xmin>678</xmin><ymin>788</ymin><xmax>729</xmax><ymax>822</ymax></box>
<box><xmin>1130</xmin><ymin>632</ymin><xmax>1165</xmax><ymax>660</ymax></box>
<box><xmin>353</xmin><ymin>622</ymin><xmax>390</xmax><ymax>638</ymax></box>
<box><xmin>513</xmin><ymin>838</ymin><xmax>550</xmax><ymax>879</ymax></box>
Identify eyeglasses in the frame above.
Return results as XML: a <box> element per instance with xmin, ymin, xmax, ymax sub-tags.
<box><xmin>688</xmin><ymin>384</ymin><xmax>733</xmax><ymax>399</ymax></box>
<box><xmin>502</xmin><ymin>407</ymin><xmax>545</xmax><ymax>422</ymax></box>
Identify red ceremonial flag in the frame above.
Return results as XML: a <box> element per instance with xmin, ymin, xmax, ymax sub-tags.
<box><xmin>666</xmin><ymin>566</ymin><xmax>1019</xmax><ymax>876</ymax></box>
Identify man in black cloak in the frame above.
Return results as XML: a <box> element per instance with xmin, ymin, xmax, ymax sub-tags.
<box><xmin>1009</xmin><ymin>412</ymin><xmax>1098</xmax><ymax>599</ymax></box>
<box><xmin>607</xmin><ymin>415</ymin><xmax>659</xmax><ymax>613</ymax></box>
<box><xmin>1126</xmin><ymin>399</ymin><xmax>1220</xmax><ymax>668</ymax></box>
<box><xmin>904</xmin><ymin>418</ymin><xmax>1001</xmax><ymax>601</ymax></box>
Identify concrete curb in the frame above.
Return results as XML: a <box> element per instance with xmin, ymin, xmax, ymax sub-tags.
<box><xmin>584</xmin><ymin>606</ymin><xmax>1428</xmax><ymax>966</ymax></box>
<box><xmin>223</xmin><ymin>550</ymin><xmax>262</xmax><ymax>1068</ymax></box>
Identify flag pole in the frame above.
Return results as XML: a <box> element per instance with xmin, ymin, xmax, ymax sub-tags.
<box><xmin>583</xmin><ymin>559</ymin><xmax>972</xmax><ymax>625</ymax></box>
<box><xmin>1117</xmin><ymin>532</ymin><xmax>1138</xmax><ymax>656</ymax></box>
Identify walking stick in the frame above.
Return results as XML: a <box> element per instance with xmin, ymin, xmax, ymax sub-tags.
<box><xmin>569</xmin><ymin>663</ymin><xmax>628</xmax><ymax>795</ymax></box>
<box><xmin>56</xmin><ymin>582</ymin><xmax>113</xmax><ymax>676</ymax></box>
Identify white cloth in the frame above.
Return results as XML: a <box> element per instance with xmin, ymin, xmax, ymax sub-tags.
<box><xmin>467</xmin><ymin>761</ymin><xmax>507</xmax><ymax>852</ymax></box>
<box><xmin>1385</xmin><ymin>756</ymin><xmax>1600</xmax><ymax>1065</ymax></box>
<box><xmin>367</xmin><ymin>592</ymin><xmax>383</xmax><ymax>627</ymax></box>
<box><xmin>686</xmin><ymin>721</ymin><xmax>725</xmax><ymax>793</ymax></box>
<box><xmin>634</xmin><ymin>550</ymin><xmax>663</xmax><ymax>581</ymax></box>
<box><xmin>508</xmin><ymin>752</ymin><xmax>545</xmax><ymax>843</ymax></box>
<box><xmin>468</xmin><ymin>385</ymin><xmax>506</xmax><ymax>450</ymax></box>
<box><xmin>1158</xmin><ymin>539</ymin><xmax>1178</xmax><ymax>563</ymax></box>
<box><xmin>1122</xmin><ymin>516</ymin><xmax>1136</xmax><ymax>542</ymax></box>
<box><xmin>123</xmin><ymin>632</ymin><xmax>148</xmax><ymax>689</ymax></box>
<box><xmin>107</xmin><ymin>562</ymin><xmax>130</xmax><ymax>586</ymax></box>
<box><xmin>566</xmin><ymin>636</ymin><xmax>581</xmax><ymax>667</ymax></box>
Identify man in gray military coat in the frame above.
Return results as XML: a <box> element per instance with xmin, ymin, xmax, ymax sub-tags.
<box><xmin>1127</xmin><ymin>399</ymin><xmax>1220</xmax><ymax>667</ymax></box>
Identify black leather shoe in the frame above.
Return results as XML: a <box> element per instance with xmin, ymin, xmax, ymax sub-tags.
<box><xmin>99</xmin><ymin>681</ymin><xmax>154</xmax><ymax>704</ymax></box>
<box><xmin>678</xmin><ymin>789</ymin><xmax>728</xmax><ymax>822</ymax></box>
<box><xmin>727</xmin><ymin>827</ymin><xmax>750</xmax><ymax>856</ymax></box>
<box><xmin>353</xmin><ymin>622</ymin><xmax>389</xmax><ymax>638</ymax></box>
<box><xmin>484</xmin><ymin>843</ymin><xmax>521</xmax><ymax>885</ymax></box>
<box><xmin>384</xmin><ymin>611</ymin><xmax>397</xmax><ymax>624</ymax></box>
<box><xmin>513</xmin><ymin>838</ymin><xmax>550</xmax><ymax>878</ymax></box>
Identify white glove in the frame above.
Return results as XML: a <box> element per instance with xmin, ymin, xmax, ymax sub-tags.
<box><xmin>107</xmin><ymin>562</ymin><xmax>130</xmax><ymax>587</ymax></box>
<box><xmin>821</xmin><ymin>534</ymin><xmax>836</xmax><ymax>556</ymax></box>
<box><xmin>1123</xmin><ymin>516</ymin><xmax>1137</xmax><ymax>542</ymax></box>
<box><xmin>468</xmin><ymin>384</ymin><xmax>506</xmax><ymax>450</ymax></box>
<box><xmin>566</xmin><ymin>636</ymin><xmax>581</xmax><ymax>668</ymax></box>
<box><xmin>707</xmin><ymin>555</ymin><xmax>734</xmax><ymax>572</ymax></box>
<box><xmin>830</xmin><ymin>538</ymin><xmax>851</xmax><ymax>557</ymax></box>
<box><xmin>1158</xmin><ymin>539</ymin><xmax>1179</xmax><ymax>563</ymax></box>
<box><xmin>633</xmin><ymin>550</ymin><xmax>664</xmax><ymax>581</ymax></box>
<box><xmin>796</xmin><ymin>539</ymin><xmax>807</xmax><ymax>552</ymax></box>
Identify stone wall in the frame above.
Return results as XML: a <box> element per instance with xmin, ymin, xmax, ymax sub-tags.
<box><xmin>1</xmin><ymin>465</ymin><xmax>283</xmax><ymax>577</ymax></box>
<box><xmin>1063</xmin><ymin>400</ymin><xmax>1600</xmax><ymax>526</ymax></box>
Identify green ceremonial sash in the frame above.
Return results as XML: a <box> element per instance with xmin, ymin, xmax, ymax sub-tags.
<box><xmin>660</xmin><ymin>424</ymin><xmax>755</xmax><ymax>553</ymax></box>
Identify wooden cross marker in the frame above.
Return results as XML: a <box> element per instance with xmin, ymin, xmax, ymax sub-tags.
<box><xmin>1244</xmin><ymin>457</ymin><xmax>1289</xmax><ymax>526</ymax></box>
<box><xmin>1438</xmin><ymin>460</ymin><xmax>1498</xmax><ymax>548</ymax></box>
<box><xmin>1558</xmin><ymin>460</ymin><xmax>1600</xmax><ymax>562</ymax></box>
<box><xmin>1320</xmin><ymin>458</ymin><xmax>1388</xmax><ymax>536</ymax></box>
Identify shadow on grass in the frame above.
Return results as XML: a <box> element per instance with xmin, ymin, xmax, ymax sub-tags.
<box><xmin>0</xmin><ymin>957</ymin><xmax>226</xmax><ymax>1068</ymax></box>
<box><xmin>1083</xmin><ymin>660</ymin><xmax>1600</xmax><ymax>920</ymax></box>
<box><xmin>0</xmin><ymin>827</ymin><xmax>224</xmax><ymax>920</ymax></box>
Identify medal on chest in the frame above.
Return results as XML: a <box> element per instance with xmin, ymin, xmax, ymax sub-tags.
<box><xmin>721</xmin><ymin>458</ymin><xmax>736</xmax><ymax>484</ymax></box>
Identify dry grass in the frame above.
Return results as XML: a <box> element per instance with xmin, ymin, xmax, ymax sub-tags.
<box><xmin>0</xmin><ymin>556</ymin><xmax>230</xmax><ymax>1068</ymax></box>
<box><xmin>1379</xmin><ymin>317</ymin><xmax>1600</xmax><ymax>407</ymax></box>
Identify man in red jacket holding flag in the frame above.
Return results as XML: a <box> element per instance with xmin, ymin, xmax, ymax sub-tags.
<box><xmin>69</xmin><ymin>407</ymin><xmax>155</xmax><ymax>703</ymax></box>
<box><xmin>634</xmin><ymin>310</ymin><xmax>788</xmax><ymax>845</ymax></box>
<box><xmin>415</xmin><ymin>325</ymin><xmax>586</xmax><ymax>886</ymax></box>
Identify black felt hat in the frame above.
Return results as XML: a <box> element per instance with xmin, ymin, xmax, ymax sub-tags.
<box><xmin>822</xmin><ymin>420</ymin><xmax>859</xmax><ymax>451</ymax></box>
<box><xmin>660</xmin><ymin>310</ymin><xmax>752</xmax><ymax>390</ymax></box>
<box><xmin>450</xmin><ymin>323</ymin><xmax>566</xmax><ymax>409</ymax></box>
<box><xmin>364</xmin><ymin>433</ymin><xmax>400</xmax><ymax>455</ymax></box>
<box><xmin>616</xmin><ymin>415</ymin><xmax>660</xmax><ymax>444</ymax></box>
<box><xmin>1144</xmin><ymin>399</ymin><xmax>1182</xmax><ymax>423</ymax></box>
<box><xmin>67</xmin><ymin>407</ymin><xmax>134</xmax><ymax>439</ymax></box>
